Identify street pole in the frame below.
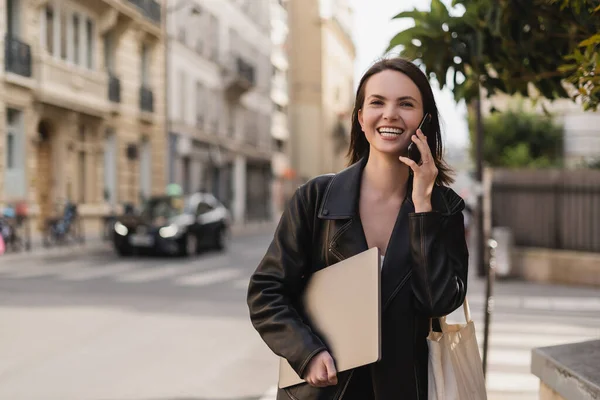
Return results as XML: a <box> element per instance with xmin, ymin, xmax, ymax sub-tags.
<box><xmin>475</xmin><ymin>92</ymin><xmax>485</xmax><ymax>277</ymax></box>
<box><xmin>474</xmin><ymin>28</ymin><xmax>485</xmax><ymax>278</ymax></box>
<box><xmin>482</xmin><ymin>238</ymin><xmax>497</xmax><ymax>378</ymax></box>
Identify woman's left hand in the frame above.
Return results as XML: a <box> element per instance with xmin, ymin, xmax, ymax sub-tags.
<box><xmin>399</xmin><ymin>129</ymin><xmax>437</xmax><ymax>213</ymax></box>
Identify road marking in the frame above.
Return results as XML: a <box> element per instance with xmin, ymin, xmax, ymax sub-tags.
<box><xmin>174</xmin><ymin>268</ymin><xmax>242</xmax><ymax>287</ymax></box>
<box><xmin>0</xmin><ymin>259</ymin><xmax>85</xmax><ymax>278</ymax></box>
<box><xmin>115</xmin><ymin>263</ymin><xmax>202</xmax><ymax>283</ymax></box>
<box><xmin>58</xmin><ymin>262</ymin><xmax>140</xmax><ymax>281</ymax></box>
<box><xmin>231</xmin><ymin>277</ymin><xmax>250</xmax><ymax>290</ymax></box>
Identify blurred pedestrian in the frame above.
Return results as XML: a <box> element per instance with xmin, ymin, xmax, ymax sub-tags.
<box><xmin>247</xmin><ymin>58</ymin><xmax>469</xmax><ymax>399</ymax></box>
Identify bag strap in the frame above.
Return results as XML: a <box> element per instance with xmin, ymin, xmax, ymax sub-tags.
<box><xmin>429</xmin><ymin>297</ymin><xmax>472</xmax><ymax>334</ymax></box>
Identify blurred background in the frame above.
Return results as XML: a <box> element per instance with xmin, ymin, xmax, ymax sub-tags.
<box><xmin>0</xmin><ymin>0</ymin><xmax>598</xmax><ymax>399</ymax></box>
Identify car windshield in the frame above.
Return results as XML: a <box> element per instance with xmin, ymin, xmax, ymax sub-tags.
<box><xmin>141</xmin><ymin>196</ymin><xmax>186</xmax><ymax>219</ymax></box>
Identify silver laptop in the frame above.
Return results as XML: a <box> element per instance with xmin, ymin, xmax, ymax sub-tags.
<box><xmin>278</xmin><ymin>247</ymin><xmax>381</xmax><ymax>388</ymax></box>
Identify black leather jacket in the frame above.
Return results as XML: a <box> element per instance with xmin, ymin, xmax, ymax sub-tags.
<box><xmin>247</xmin><ymin>158</ymin><xmax>469</xmax><ymax>400</ymax></box>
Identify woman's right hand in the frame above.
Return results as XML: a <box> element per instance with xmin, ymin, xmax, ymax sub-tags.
<box><xmin>304</xmin><ymin>350</ymin><xmax>338</xmax><ymax>387</ymax></box>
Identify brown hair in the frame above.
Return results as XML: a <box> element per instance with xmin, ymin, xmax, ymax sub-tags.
<box><xmin>347</xmin><ymin>58</ymin><xmax>454</xmax><ymax>185</ymax></box>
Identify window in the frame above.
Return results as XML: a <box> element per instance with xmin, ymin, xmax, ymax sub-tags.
<box><xmin>179</xmin><ymin>71</ymin><xmax>186</xmax><ymax>121</ymax></box>
<box><xmin>140</xmin><ymin>139</ymin><xmax>151</xmax><ymax>199</ymax></box>
<box><xmin>141</xmin><ymin>44</ymin><xmax>150</xmax><ymax>85</ymax></box>
<box><xmin>103</xmin><ymin>31</ymin><xmax>115</xmax><ymax>72</ymax></box>
<box><xmin>103</xmin><ymin>130</ymin><xmax>117</xmax><ymax>205</ymax></box>
<box><xmin>86</xmin><ymin>18</ymin><xmax>94</xmax><ymax>68</ymax></box>
<box><xmin>60</xmin><ymin>7</ymin><xmax>67</xmax><ymax>60</ymax></box>
<box><xmin>78</xmin><ymin>150</ymin><xmax>86</xmax><ymax>203</ymax></box>
<box><xmin>42</xmin><ymin>4</ymin><xmax>95</xmax><ymax>69</ymax></box>
<box><xmin>45</xmin><ymin>5</ymin><xmax>54</xmax><ymax>54</ymax></box>
<box><xmin>5</xmin><ymin>109</ymin><xmax>25</xmax><ymax>197</ymax></box>
<box><xmin>209</xmin><ymin>14</ymin><xmax>219</xmax><ymax>61</ymax></box>
<box><xmin>196</xmin><ymin>81</ymin><xmax>204</xmax><ymax>127</ymax></box>
<box><xmin>7</xmin><ymin>0</ymin><xmax>20</xmax><ymax>37</ymax></box>
<box><xmin>211</xmin><ymin>89</ymin><xmax>220</xmax><ymax>134</ymax></box>
<box><xmin>72</xmin><ymin>14</ymin><xmax>80</xmax><ymax>64</ymax></box>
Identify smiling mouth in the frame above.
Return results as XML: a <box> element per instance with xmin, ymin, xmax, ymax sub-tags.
<box><xmin>377</xmin><ymin>127</ymin><xmax>405</xmax><ymax>138</ymax></box>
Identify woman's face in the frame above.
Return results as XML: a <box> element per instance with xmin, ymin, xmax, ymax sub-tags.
<box><xmin>358</xmin><ymin>69</ymin><xmax>424</xmax><ymax>157</ymax></box>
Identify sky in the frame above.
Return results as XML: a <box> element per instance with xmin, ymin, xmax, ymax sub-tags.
<box><xmin>348</xmin><ymin>0</ymin><xmax>469</xmax><ymax>150</ymax></box>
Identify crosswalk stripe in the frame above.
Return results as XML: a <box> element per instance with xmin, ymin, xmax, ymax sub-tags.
<box><xmin>0</xmin><ymin>259</ymin><xmax>85</xmax><ymax>278</ymax></box>
<box><xmin>174</xmin><ymin>268</ymin><xmax>242</xmax><ymax>287</ymax></box>
<box><xmin>231</xmin><ymin>277</ymin><xmax>250</xmax><ymax>290</ymax></box>
<box><xmin>115</xmin><ymin>264</ymin><xmax>202</xmax><ymax>283</ymax></box>
<box><xmin>59</xmin><ymin>262</ymin><xmax>140</xmax><ymax>281</ymax></box>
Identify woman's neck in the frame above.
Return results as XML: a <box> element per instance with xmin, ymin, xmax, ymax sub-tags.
<box><xmin>362</xmin><ymin>151</ymin><xmax>410</xmax><ymax>201</ymax></box>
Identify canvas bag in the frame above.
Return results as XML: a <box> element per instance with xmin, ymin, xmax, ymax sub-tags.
<box><xmin>427</xmin><ymin>298</ymin><xmax>488</xmax><ymax>400</ymax></box>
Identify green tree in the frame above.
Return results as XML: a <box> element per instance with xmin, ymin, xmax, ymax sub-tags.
<box><xmin>387</xmin><ymin>0</ymin><xmax>600</xmax><ymax>110</ymax></box>
<box><xmin>469</xmin><ymin>108</ymin><xmax>564</xmax><ymax>167</ymax></box>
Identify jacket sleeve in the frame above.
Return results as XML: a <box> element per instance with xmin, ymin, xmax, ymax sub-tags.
<box><xmin>247</xmin><ymin>187</ymin><xmax>327</xmax><ymax>379</ymax></box>
<box><xmin>409</xmin><ymin>189</ymin><xmax>469</xmax><ymax>318</ymax></box>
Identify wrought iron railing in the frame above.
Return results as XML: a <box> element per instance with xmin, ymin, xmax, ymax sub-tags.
<box><xmin>4</xmin><ymin>35</ymin><xmax>31</xmax><ymax>77</ymax></box>
<box><xmin>127</xmin><ymin>0</ymin><xmax>161</xmax><ymax>24</ymax></box>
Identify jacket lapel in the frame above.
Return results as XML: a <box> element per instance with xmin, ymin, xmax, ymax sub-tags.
<box><xmin>318</xmin><ymin>158</ymin><xmax>368</xmax><ymax>263</ymax></box>
<box><xmin>380</xmin><ymin>198</ymin><xmax>414</xmax><ymax>311</ymax></box>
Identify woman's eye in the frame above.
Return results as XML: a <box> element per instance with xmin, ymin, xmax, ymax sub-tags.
<box><xmin>370</xmin><ymin>100</ymin><xmax>383</xmax><ymax>105</ymax></box>
<box><xmin>400</xmin><ymin>102</ymin><xmax>414</xmax><ymax>107</ymax></box>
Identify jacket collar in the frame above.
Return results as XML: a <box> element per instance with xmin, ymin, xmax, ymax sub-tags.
<box><xmin>318</xmin><ymin>156</ymin><xmax>452</xmax><ymax>219</ymax></box>
<box><xmin>317</xmin><ymin>157</ymin><xmax>367</xmax><ymax>219</ymax></box>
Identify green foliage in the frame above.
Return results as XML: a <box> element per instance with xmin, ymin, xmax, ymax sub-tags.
<box><xmin>468</xmin><ymin>108</ymin><xmax>564</xmax><ymax>168</ymax></box>
<box><xmin>387</xmin><ymin>0</ymin><xmax>600</xmax><ymax>110</ymax></box>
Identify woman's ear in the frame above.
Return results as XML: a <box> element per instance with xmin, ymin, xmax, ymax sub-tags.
<box><xmin>358</xmin><ymin>109</ymin><xmax>364</xmax><ymax>131</ymax></box>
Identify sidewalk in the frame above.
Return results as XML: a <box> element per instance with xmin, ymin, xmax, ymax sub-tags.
<box><xmin>258</xmin><ymin>275</ymin><xmax>600</xmax><ymax>400</ymax></box>
<box><xmin>0</xmin><ymin>220</ymin><xmax>277</xmax><ymax>263</ymax></box>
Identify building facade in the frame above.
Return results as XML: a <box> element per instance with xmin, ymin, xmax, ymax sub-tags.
<box><xmin>0</xmin><ymin>0</ymin><xmax>166</xmax><ymax>235</ymax></box>
<box><xmin>287</xmin><ymin>0</ymin><xmax>355</xmax><ymax>181</ymax></box>
<box><xmin>270</xmin><ymin>0</ymin><xmax>292</xmax><ymax>215</ymax></box>
<box><xmin>166</xmin><ymin>0</ymin><xmax>274</xmax><ymax>225</ymax></box>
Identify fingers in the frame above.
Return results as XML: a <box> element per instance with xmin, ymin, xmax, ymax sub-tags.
<box><xmin>305</xmin><ymin>352</ymin><xmax>337</xmax><ymax>387</ymax></box>
<box><xmin>324</xmin><ymin>355</ymin><xmax>338</xmax><ymax>385</ymax></box>
<box><xmin>412</xmin><ymin>129</ymin><xmax>433</xmax><ymax>162</ymax></box>
<box><xmin>399</xmin><ymin>155</ymin><xmax>418</xmax><ymax>172</ymax></box>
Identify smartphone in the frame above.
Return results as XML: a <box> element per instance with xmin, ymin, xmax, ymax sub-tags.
<box><xmin>408</xmin><ymin>113</ymin><xmax>431</xmax><ymax>161</ymax></box>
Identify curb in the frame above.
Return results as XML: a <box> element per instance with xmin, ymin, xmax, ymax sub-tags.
<box><xmin>0</xmin><ymin>222</ymin><xmax>277</xmax><ymax>263</ymax></box>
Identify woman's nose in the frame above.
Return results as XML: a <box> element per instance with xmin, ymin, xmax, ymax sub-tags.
<box><xmin>383</xmin><ymin>105</ymin><xmax>399</xmax><ymax>120</ymax></box>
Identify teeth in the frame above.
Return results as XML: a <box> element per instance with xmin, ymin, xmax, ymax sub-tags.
<box><xmin>378</xmin><ymin>127</ymin><xmax>403</xmax><ymax>135</ymax></box>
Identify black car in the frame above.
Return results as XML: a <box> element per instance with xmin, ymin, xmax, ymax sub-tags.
<box><xmin>112</xmin><ymin>192</ymin><xmax>231</xmax><ymax>256</ymax></box>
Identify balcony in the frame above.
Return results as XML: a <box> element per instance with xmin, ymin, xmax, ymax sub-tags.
<box><xmin>127</xmin><ymin>0</ymin><xmax>161</xmax><ymax>24</ymax></box>
<box><xmin>108</xmin><ymin>74</ymin><xmax>121</xmax><ymax>103</ymax></box>
<box><xmin>223</xmin><ymin>56</ymin><xmax>256</xmax><ymax>100</ymax></box>
<box><xmin>35</xmin><ymin>53</ymin><xmax>109</xmax><ymax>116</ymax></box>
<box><xmin>139</xmin><ymin>85</ymin><xmax>153</xmax><ymax>113</ymax></box>
<box><xmin>4</xmin><ymin>35</ymin><xmax>32</xmax><ymax>77</ymax></box>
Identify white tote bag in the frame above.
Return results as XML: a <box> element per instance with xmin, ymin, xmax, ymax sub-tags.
<box><xmin>427</xmin><ymin>298</ymin><xmax>488</xmax><ymax>400</ymax></box>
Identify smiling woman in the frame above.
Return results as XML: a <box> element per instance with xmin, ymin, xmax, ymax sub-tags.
<box><xmin>248</xmin><ymin>57</ymin><xmax>469</xmax><ymax>399</ymax></box>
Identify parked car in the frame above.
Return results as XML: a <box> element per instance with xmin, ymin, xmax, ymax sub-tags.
<box><xmin>112</xmin><ymin>192</ymin><xmax>230</xmax><ymax>256</ymax></box>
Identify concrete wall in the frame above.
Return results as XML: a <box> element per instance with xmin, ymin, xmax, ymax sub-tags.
<box><xmin>511</xmin><ymin>247</ymin><xmax>600</xmax><ymax>287</ymax></box>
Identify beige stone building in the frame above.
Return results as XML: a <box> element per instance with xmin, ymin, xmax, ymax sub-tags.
<box><xmin>0</xmin><ymin>0</ymin><xmax>166</xmax><ymax>237</ymax></box>
<box><xmin>287</xmin><ymin>0</ymin><xmax>355</xmax><ymax>181</ymax></box>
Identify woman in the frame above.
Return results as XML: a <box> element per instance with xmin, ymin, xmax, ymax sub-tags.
<box><xmin>247</xmin><ymin>58</ymin><xmax>469</xmax><ymax>399</ymax></box>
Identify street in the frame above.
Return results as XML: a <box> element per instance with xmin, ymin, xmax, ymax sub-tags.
<box><xmin>1</xmin><ymin>230</ymin><xmax>599</xmax><ymax>400</ymax></box>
